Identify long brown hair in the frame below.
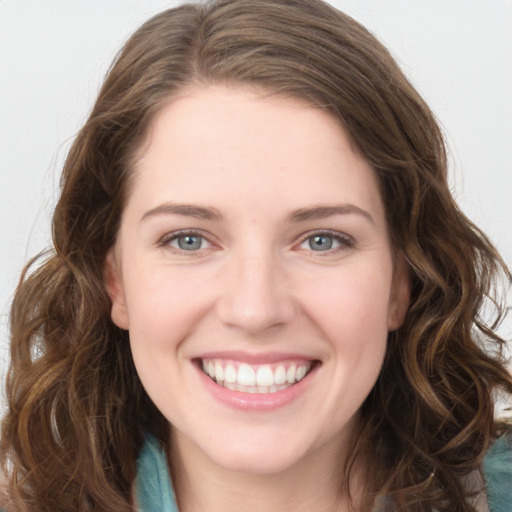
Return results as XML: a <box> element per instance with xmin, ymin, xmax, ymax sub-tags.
<box><xmin>2</xmin><ymin>1</ymin><xmax>511</xmax><ymax>510</ymax></box>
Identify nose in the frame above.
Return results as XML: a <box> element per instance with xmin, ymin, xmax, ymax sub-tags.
<box><xmin>216</xmin><ymin>250</ymin><xmax>296</xmax><ymax>335</ymax></box>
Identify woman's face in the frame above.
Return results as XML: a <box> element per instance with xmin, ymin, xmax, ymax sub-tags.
<box><xmin>106</xmin><ymin>85</ymin><xmax>409</xmax><ymax>475</ymax></box>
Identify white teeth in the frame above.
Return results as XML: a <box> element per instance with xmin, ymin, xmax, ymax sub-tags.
<box><xmin>201</xmin><ymin>359</ymin><xmax>313</xmax><ymax>393</ymax></box>
<box><xmin>296</xmin><ymin>365</ymin><xmax>307</xmax><ymax>381</ymax></box>
<box><xmin>214</xmin><ymin>362</ymin><xmax>224</xmax><ymax>382</ymax></box>
<box><xmin>274</xmin><ymin>365</ymin><xmax>287</xmax><ymax>385</ymax></box>
<box><xmin>237</xmin><ymin>364</ymin><xmax>256</xmax><ymax>386</ymax></box>
<box><xmin>224</xmin><ymin>364</ymin><xmax>237</xmax><ymax>383</ymax></box>
<box><xmin>256</xmin><ymin>365</ymin><xmax>274</xmax><ymax>387</ymax></box>
<box><xmin>286</xmin><ymin>365</ymin><xmax>296</xmax><ymax>384</ymax></box>
<box><xmin>223</xmin><ymin>382</ymin><xmax>289</xmax><ymax>393</ymax></box>
<box><xmin>208</xmin><ymin>361</ymin><xmax>215</xmax><ymax>379</ymax></box>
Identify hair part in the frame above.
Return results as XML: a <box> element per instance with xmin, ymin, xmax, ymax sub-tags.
<box><xmin>2</xmin><ymin>1</ymin><xmax>511</xmax><ymax>510</ymax></box>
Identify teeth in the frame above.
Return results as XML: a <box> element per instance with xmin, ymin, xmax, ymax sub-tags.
<box><xmin>208</xmin><ymin>361</ymin><xmax>215</xmax><ymax>379</ymax></box>
<box><xmin>200</xmin><ymin>359</ymin><xmax>313</xmax><ymax>393</ymax></box>
<box><xmin>296</xmin><ymin>365</ymin><xmax>307</xmax><ymax>381</ymax></box>
<box><xmin>223</xmin><ymin>382</ymin><xmax>290</xmax><ymax>393</ymax></box>
<box><xmin>256</xmin><ymin>366</ymin><xmax>274</xmax><ymax>387</ymax></box>
<box><xmin>224</xmin><ymin>364</ymin><xmax>237</xmax><ymax>383</ymax></box>
<box><xmin>214</xmin><ymin>362</ymin><xmax>224</xmax><ymax>382</ymax></box>
<box><xmin>237</xmin><ymin>364</ymin><xmax>256</xmax><ymax>386</ymax></box>
<box><xmin>274</xmin><ymin>365</ymin><xmax>287</xmax><ymax>385</ymax></box>
<box><xmin>286</xmin><ymin>365</ymin><xmax>296</xmax><ymax>384</ymax></box>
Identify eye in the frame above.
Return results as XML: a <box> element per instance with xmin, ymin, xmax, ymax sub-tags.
<box><xmin>298</xmin><ymin>231</ymin><xmax>354</xmax><ymax>253</ymax></box>
<box><xmin>174</xmin><ymin>234</ymin><xmax>207</xmax><ymax>251</ymax></box>
<box><xmin>159</xmin><ymin>231</ymin><xmax>213</xmax><ymax>252</ymax></box>
<box><xmin>306</xmin><ymin>234</ymin><xmax>335</xmax><ymax>251</ymax></box>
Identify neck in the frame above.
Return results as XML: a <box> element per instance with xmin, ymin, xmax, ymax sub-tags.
<box><xmin>169</xmin><ymin>429</ymin><xmax>367</xmax><ymax>512</ymax></box>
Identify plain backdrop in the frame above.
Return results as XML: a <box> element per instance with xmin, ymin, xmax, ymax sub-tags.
<box><xmin>1</xmin><ymin>0</ymin><xmax>511</xmax><ymax>407</ymax></box>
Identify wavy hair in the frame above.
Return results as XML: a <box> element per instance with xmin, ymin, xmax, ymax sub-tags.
<box><xmin>2</xmin><ymin>0</ymin><xmax>511</xmax><ymax>510</ymax></box>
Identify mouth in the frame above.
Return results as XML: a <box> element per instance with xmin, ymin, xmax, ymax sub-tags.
<box><xmin>196</xmin><ymin>358</ymin><xmax>318</xmax><ymax>394</ymax></box>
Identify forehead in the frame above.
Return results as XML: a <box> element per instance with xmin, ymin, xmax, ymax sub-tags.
<box><xmin>128</xmin><ymin>85</ymin><xmax>384</xmax><ymax>222</ymax></box>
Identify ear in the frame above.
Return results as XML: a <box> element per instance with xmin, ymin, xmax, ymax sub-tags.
<box><xmin>104</xmin><ymin>248</ymin><xmax>130</xmax><ymax>330</ymax></box>
<box><xmin>387</xmin><ymin>253</ymin><xmax>411</xmax><ymax>331</ymax></box>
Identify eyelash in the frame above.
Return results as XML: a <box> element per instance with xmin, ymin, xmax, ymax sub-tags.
<box><xmin>297</xmin><ymin>229</ymin><xmax>355</xmax><ymax>255</ymax></box>
<box><xmin>157</xmin><ymin>229</ymin><xmax>355</xmax><ymax>255</ymax></box>
<box><xmin>157</xmin><ymin>230</ymin><xmax>216</xmax><ymax>254</ymax></box>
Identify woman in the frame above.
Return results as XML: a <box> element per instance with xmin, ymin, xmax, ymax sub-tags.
<box><xmin>1</xmin><ymin>0</ymin><xmax>511</xmax><ymax>510</ymax></box>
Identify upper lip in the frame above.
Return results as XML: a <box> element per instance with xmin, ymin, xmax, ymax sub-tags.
<box><xmin>194</xmin><ymin>350</ymin><xmax>317</xmax><ymax>365</ymax></box>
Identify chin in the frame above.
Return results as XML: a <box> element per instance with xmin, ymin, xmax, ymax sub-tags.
<box><xmin>204</xmin><ymin>425</ymin><xmax>329</xmax><ymax>476</ymax></box>
<box><xmin>172</xmin><ymin>422</ymin><xmax>315</xmax><ymax>476</ymax></box>
<box><xmin>208</xmin><ymin>445</ymin><xmax>308</xmax><ymax>475</ymax></box>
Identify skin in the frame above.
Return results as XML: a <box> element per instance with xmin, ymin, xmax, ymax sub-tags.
<box><xmin>105</xmin><ymin>85</ymin><xmax>409</xmax><ymax>511</ymax></box>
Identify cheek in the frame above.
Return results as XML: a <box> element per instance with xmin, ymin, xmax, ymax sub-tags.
<box><xmin>123</xmin><ymin>266</ymin><xmax>210</xmax><ymax>412</ymax></box>
<box><xmin>301</xmin><ymin>264</ymin><xmax>391</xmax><ymax>393</ymax></box>
<box><xmin>122</xmin><ymin>261</ymin><xmax>217</xmax><ymax>352</ymax></box>
<box><xmin>301</xmin><ymin>265</ymin><xmax>393</xmax><ymax>347</ymax></box>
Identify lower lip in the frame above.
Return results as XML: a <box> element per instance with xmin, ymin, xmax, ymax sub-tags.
<box><xmin>196</xmin><ymin>363</ymin><xmax>319</xmax><ymax>411</ymax></box>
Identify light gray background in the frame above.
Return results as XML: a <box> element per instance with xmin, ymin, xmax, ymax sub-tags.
<box><xmin>1</xmin><ymin>0</ymin><xmax>511</xmax><ymax>406</ymax></box>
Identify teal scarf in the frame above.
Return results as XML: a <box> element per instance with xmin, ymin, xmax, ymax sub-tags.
<box><xmin>135</xmin><ymin>433</ymin><xmax>512</xmax><ymax>512</ymax></box>
<box><xmin>134</xmin><ymin>435</ymin><xmax>178</xmax><ymax>512</ymax></box>
<box><xmin>483</xmin><ymin>433</ymin><xmax>512</xmax><ymax>512</ymax></box>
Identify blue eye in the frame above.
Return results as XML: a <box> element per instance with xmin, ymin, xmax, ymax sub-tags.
<box><xmin>299</xmin><ymin>231</ymin><xmax>353</xmax><ymax>252</ymax></box>
<box><xmin>308</xmin><ymin>234</ymin><xmax>335</xmax><ymax>251</ymax></box>
<box><xmin>176</xmin><ymin>234</ymin><xmax>203</xmax><ymax>250</ymax></box>
<box><xmin>163</xmin><ymin>232</ymin><xmax>212</xmax><ymax>251</ymax></box>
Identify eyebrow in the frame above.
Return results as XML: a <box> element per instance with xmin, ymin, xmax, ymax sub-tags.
<box><xmin>287</xmin><ymin>204</ymin><xmax>374</xmax><ymax>224</ymax></box>
<box><xmin>140</xmin><ymin>202</ymin><xmax>374</xmax><ymax>224</ymax></box>
<box><xmin>141</xmin><ymin>203</ymin><xmax>223</xmax><ymax>222</ymax></box>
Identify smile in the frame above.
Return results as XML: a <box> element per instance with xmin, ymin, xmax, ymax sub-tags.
<box><xmin>199</xmin><ymin>358</ymin><xmax>314</xmax><ymax>394</ymax></box>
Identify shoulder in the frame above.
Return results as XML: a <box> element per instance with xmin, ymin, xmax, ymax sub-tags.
<box><xmin>483</xmin><ymin>431</ymin><xmax>512</xmax><ymax>512</ymax></box>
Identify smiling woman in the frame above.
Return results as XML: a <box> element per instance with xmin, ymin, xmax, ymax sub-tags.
<box><xmin>1</xmin><ymin>1</ymin><xmax>511</xmax><ymax>511</ymax></box>
<box><xmin>105</xmin><ymin>86</ymin><xmax>409</xmax><ymax>487</ymax></box>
